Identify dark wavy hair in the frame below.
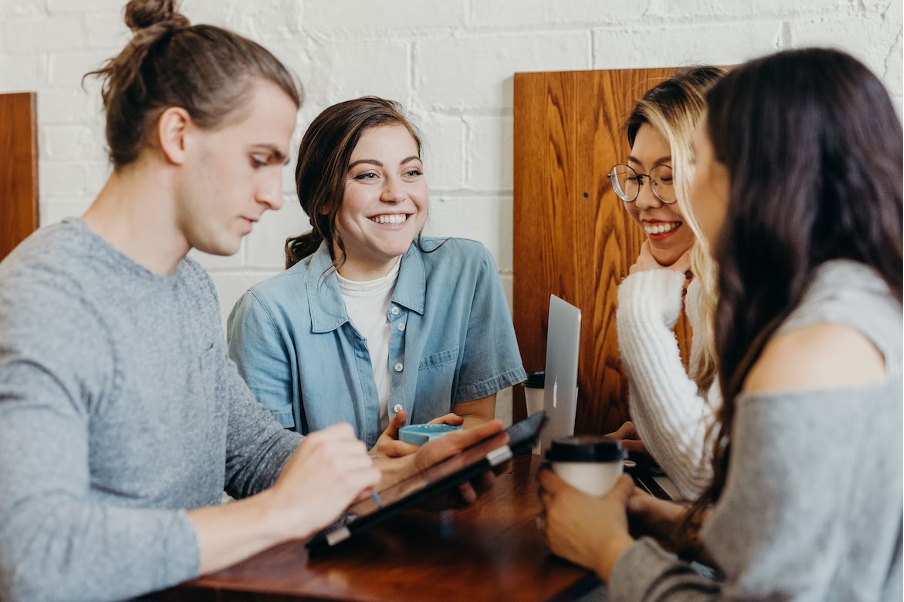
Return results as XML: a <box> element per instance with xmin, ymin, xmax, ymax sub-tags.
<box><xmin>696</xmin><ymin>48</ymin><xmax>903</xmax><ymax>517</ymax></box>
<box><xmin>285</xmin><ymin>96</ymin><xmax>425</xmax><ymax>270</ymax></box>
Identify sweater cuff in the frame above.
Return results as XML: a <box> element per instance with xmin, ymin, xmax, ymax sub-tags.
<box><xmin>608</xmin><ymin>537</ymin><xmax>693</xmax><ymax>600</ymax></box>
<box><xmin>618</xmin><ymin>270</ymin><xmax>687</xmax><ymax>329</ymax></box>
<box><xmin>162</xmin><ymin>510</ymin><xmax>202</xmax><ymax>588</ymax></box>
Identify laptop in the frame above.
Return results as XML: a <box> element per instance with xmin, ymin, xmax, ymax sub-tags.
<box><xmin>539</xmin><ymin>295</ymin><xmax>582</xmax><ymax>455</ymax></box>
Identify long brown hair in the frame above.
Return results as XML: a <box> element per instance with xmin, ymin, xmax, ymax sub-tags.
<box><xmin>693</xmin><ymin>48</ymin><xmax>902</xmax><ymax>522</ymax></box>
<box><xmin>625</xmin><ymin>66</ymin><xmax>726</xmax><ymax>397</ymax></box>
<box><xmin>86</xmin><ymin>0</ymin><xmax>301</xmax><ymax>168</ymax></box>
<box><xmin>285</xmin><ymin>96</ymin><xmax>424</xmax><ymax>271</ymax></box>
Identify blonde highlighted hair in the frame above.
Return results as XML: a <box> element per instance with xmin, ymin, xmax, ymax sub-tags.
<box><xmin>625</xmin><ymin>66</ymin><xmax>726</xmax><ymax>397</ymax></box>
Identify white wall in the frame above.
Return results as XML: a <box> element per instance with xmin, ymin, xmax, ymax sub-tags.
<box><xmin>1</xmin><ymin>0</ymin><xmax>901</xmax><ymax>424</ymax></box>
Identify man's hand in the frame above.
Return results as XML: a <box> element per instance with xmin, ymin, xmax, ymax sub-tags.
<box><xmin>267</xmin><ymin>423</ymin><xmax>381</xmax><ymax>539</ymax></box>
<box><xmin>371</xmin><ymin>409</ymin><xmax>465</xmax><ymax>458</ymax></box>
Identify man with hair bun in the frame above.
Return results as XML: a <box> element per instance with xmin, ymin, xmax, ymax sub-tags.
<box><xmin>0</xmin><ymin>2</ymin><xmax>505</xmax><ymax>600</ymax></box>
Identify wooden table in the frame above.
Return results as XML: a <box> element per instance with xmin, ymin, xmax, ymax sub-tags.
<box><xmin>161</xmin><ymin>454</ymin><xmax>600</xmax><ymax>601</ymax></box>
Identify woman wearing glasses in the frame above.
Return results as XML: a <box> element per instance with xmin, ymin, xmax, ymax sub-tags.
<box><xmin>606</xmin><ymin>67</ymin><xmax>725</xmax><ymax>500</ymax></box>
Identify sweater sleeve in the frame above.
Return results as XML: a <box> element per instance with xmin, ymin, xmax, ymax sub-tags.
<box><xmin>0</xmin><ymin>282</ymin><xmax>199</xmax><ymax>602</ymax></box>
<box><xmin>220</xmin><ymin>347</ymin><xmax>302</xmax><ymax>500</ymax></box>
<box><xmin>616</xmin><ymin>270</ymin><xmax>713</xmax><ymax>500</ymax></box>
<box><xmin>608</xmin><ymin>383</ymin><xmax>902</xmax><ymax>601</ymax></box>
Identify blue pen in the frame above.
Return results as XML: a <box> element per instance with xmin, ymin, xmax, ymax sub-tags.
<box><xmin>371</xmin><ymin>491</ymin><xmax>383</xmax><ymax>509</ymax></box>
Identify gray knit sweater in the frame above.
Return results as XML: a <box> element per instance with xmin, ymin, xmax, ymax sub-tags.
<box><xmin>609</xmin><ymin>260</ymin><xmax>903</xmax><ymax>601</ymax></box>
<box><xmin>0</xmin><ymin>219</ymin><xmax>302</xmax><ymax>601</ymax></box>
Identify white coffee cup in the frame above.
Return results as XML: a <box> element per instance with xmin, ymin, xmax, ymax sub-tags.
<box><xmin>545</xmin><ymin>435</ymin><xmax>625</xmax><ymax>496</ymax></box>
<box><xmin>522</xmin><ymin>371</ymin><xmax>579</xmax><ymax>455</ymax></box>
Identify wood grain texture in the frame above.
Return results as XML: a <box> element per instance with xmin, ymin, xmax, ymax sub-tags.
<box><xmin>513</xmin><ymin>69</ymin><xmax>692</xmax><ymax>434</ymax></box>
<box><xmin>161</xmin><ymin>455</ymin><xmax>598</xmax><ymax>602</ymax></box>
<box><xmin>0</xmin><ymin>93</ymin><xmax>39</xmax><ymax>262</ymax></box>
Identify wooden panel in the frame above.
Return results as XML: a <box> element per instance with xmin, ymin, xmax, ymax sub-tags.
<box><xmin>513</xmin><ymin>69</ymin><xmax>692</xmax><ymax>435</ymax></box>
<box><xmin>0</xmin><ymin>93</ymin><xmax>39</xmax><ymax>262</ymax></box>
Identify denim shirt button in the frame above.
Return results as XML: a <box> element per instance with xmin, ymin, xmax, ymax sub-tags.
<box><xmin>397</xmin><ymin>323</ymin><xmax>406</xmax><ymax>332</ymax></box>
<box><xmin>390</xmin><ymin>306</ymin><xmax>400</xmax><ymax>316</ymax></box>
<box><xmin>394</xmin><ymin>362</ymin><xmax>404</xmax><ymax>372</ymax></box>
<box><xmin>393</xmin><ymin>404</ymin><xmax>403</xmax><ymax>413</ymax></box>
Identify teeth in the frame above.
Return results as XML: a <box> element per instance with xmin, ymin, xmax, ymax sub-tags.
<box><xmin>372</xmin><ymin>214</ymin><xmax>407</xmax><ymax>225</ymax></box>
<box><xmin>644</xmin><ymin>221</ymin><xmax>681</xmax><ymax>235</ymax></box>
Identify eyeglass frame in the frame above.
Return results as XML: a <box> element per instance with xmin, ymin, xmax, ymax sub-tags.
<box><xmin>607</xmin><ymin>163</ymin><xmax>677</xmax><ymax>204</ymax></box>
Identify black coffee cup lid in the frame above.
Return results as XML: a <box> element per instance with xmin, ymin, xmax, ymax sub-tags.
<box><xmin>544</xmin><ymin>435</ymin><xmax>625</xmax><ymax>463</ymax></box>
<box><xmin>523</xmin><ymin>371</ymin><xmax>545</xmax><ymax>388</ymax></box>
<box><xmin>522</xmin><ymin>371</ymin><xmax>580</xmax><ymax>389</ymax></box>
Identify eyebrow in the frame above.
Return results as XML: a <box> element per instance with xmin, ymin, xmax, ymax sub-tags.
<box><xmin>251</xmin><ymin>144</ymin><xmax>289</xmax><ymax>165</ymax></box>
<box><xmin>627</xmin><ymin>154</ymin><xmax>672</xmax><ymax>168</ymax></box>
<box><xmin>348</xmin><ymin>156</ymin><xmax>422</xmax><ymax>170</ymax></box>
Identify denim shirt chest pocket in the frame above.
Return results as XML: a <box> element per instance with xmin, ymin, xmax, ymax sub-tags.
<box><xmin>415</xmin><ymin>346</ymin><xmax>459</xmax><ymax>417</ymax></box>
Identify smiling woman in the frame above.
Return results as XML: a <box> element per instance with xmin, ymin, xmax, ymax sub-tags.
<box><xmin>227</xmin><ymin>97</ymin><xmax>527</xmax><ymax>455</ymax></box>
<box><xmin>605</xmin><ymin>67</ymin><xmax>726</xmax><ymax>501</ymax></box>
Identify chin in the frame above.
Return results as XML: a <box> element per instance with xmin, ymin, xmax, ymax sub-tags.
<box><xmin>193</xmin><ymin>237</ymin><xmax>242</xmax><ymax>258</ymax></box>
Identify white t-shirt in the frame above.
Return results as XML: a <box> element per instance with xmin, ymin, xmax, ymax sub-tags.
<box><xmin>336</xmin><ymin>259</ymin><xmax>401</xmax><ymax>431</ymax></box>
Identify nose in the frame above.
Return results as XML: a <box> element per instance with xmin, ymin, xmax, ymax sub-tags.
<box><xmin>256</xmin><ymin>171</ymin><xmax>284</xmax><ymax>211</ymax></box>
<box><xmin>634</xmin><ymin>178</ymin><xmax>663</xmax><ymax>211</ymax></box>
<box><xmin>380</xmin><ymin>175</ymin><xmax>404</xmax><ymax>204</ymax></box>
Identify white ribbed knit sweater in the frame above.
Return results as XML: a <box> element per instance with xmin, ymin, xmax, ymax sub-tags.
<box><xmin>616</xmin><ymin>269</ymin><xmax>720</xmax><ymax>500</ymax></box>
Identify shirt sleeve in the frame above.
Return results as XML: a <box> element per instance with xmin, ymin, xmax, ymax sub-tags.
<box><xmin>616</xmin><ymin>270</ymin><xmax>714</xmax><ymax>500</ymax></box>
<box><xmin>453</xmin><ymin>243</ymin><xmax>527</xmax><ymax>403</ymax></box>
<box><xmin>227</xmin><ymin>289</ymin><xmax>297</xmax><ymax>428</ymax></box>
<box><xmin>0</xmin><ymin>284</ymin><xmax>199</xmax><ymax>602</ymax></box>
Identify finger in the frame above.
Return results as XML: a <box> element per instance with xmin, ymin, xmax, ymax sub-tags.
<box><xmin>612</xmin><ymin>474</ymin><xmax>636</xmax><ymax>502</ymax></box>
<box><xmin>538</xmin><ymin>467</ymin><xmax>570</xmax><ymax>496</ymax></box>
<box><xmin>384</xmin><ymin>409</ymin><xmax>408</xmax><ymax>439</ymax></box>
<box><xmin>434</xmin><ymin>419</ymin><xmax>506</xmax><ymax>454</ymax></box>
<box><xmin>620</xmin><ymin>439</ymin><xmax>646</xmax><ymax>453</ymax></box>
<box><xmin>427</xmin><ymin>413</ymin><xmax>464</xmax><ymax>426</ymax></box>
<box><xmin>458</xmin><ymin>482</ymin><xmax>478</xmax><ymax>504</ymax></box>
<box><xmin>375</xmin><ymin>439</ymin><xmax>420</xmax><ymax>458</ymax></box>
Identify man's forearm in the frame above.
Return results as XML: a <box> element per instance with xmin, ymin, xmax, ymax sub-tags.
<box><xmin>188</xmin><ymin>489</ymin><xmax>290</xmax><ymax>575</ymax></box>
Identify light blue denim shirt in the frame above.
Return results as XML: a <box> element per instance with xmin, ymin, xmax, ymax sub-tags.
<box><xmin>227</xmin><ymin>237</ymin><xmax>526</xmax><ymax>448</ymax></box>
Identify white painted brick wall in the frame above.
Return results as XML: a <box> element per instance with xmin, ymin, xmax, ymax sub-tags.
<box><xmin>1</xmin><ymin>0</ymin><xmax>901</xmax><ymax>426</ymax></box>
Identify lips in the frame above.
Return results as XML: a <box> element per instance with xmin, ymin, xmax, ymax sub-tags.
<box><xmin>643</xmin><ymin>220</ymin><xmax>681</xmax><ymax>235</ymax></box>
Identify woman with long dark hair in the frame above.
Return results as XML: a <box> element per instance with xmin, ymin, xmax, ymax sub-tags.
<box><xmin>539</xmin><ymin>48</ymin><xmax>902</xmax><ymax>600</ymax></box>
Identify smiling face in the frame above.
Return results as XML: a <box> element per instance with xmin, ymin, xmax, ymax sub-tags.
<box><xmin>334</xmin><ymin>124</ymin><xmax>429</xmax><ymax>280</ymax></box>
<box><xmin>623</xmin><ymin>124</ymin><xmax>696</xmax><ymax>266</ymax></box>
<box><xmin>177</xmin><ymin>79</ymin><xmax>297</xmax><ymax>256</ymax></box>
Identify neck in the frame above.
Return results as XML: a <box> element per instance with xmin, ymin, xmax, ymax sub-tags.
<box><xmin>335</xmin><ymin>245</ymin><xmax>401</xmax><ymax>282</ymax></box>
<box><xmin>82</xmin><ymin>161</ymin><xmax>189</xmax><ymax>275</ymax></box>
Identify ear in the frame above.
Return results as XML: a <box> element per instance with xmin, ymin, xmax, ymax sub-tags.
<box><xmin>156</xmin><ymin>107</ymin><xmax>192</xmax><ymax>166</ymax></box>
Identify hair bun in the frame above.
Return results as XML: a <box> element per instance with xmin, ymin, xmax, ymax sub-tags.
<box><xmin>124</xmin><ymin>0</ymin><xmax>190</xmax><ymax>32</ymax></box>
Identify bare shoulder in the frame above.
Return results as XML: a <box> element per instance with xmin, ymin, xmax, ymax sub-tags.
<box><xmin>743</xmin><ymin>322</ymin><xmax>886</xmax><ymax>393</ymax></box>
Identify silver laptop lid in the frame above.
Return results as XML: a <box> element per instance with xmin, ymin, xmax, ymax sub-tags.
<box><xmin>540</xmin><ymin>295</ymin><xmax>581</xmax><ymax>455</ymax></box>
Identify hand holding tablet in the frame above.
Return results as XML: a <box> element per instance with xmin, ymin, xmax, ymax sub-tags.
<box><xmin>307</xmin><ymin>412</ymin><xmax>548</xmax><ymax>554</ymax></box>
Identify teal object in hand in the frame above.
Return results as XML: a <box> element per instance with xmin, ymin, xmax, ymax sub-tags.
<box><xmin>398</xmin><ymin>424</ymin><xmax>463</xmax><ymax>446</ymax></box>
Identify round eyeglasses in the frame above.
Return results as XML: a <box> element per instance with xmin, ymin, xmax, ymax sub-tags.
<box><xmin>608</xmin><ymin>164</ymin><xmax>676</xmax><ymax>204</ymax></box>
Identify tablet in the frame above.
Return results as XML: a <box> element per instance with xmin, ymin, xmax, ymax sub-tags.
<box><xmin>306</xmin><ymin>411</ymin><xmax>549</xmax><ymax>555</ymax></box>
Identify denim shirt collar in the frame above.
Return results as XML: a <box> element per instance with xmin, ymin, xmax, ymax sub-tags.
<box><xmin>305</xmin><ymin>241</ymin><xmax>426</xmax><ymax>333</ymax></box>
